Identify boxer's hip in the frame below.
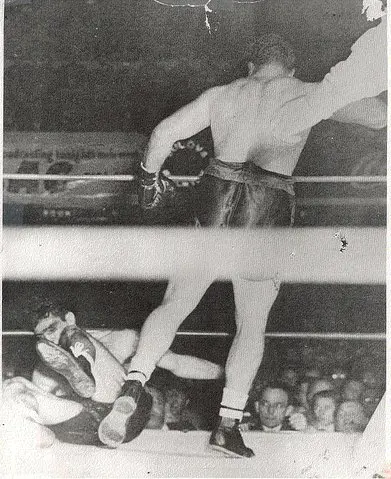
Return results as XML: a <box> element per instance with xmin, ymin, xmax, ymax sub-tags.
<box><xmin>195</xmin><ymin>158</ymin><xmax>295</xmax><ymax>228</ymax></box>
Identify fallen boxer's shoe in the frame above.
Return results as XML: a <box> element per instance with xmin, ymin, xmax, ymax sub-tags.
<box><xmin>209</xmin><ymin>418</ymin><xmax>255</xmax><ymax>458</ymax></box>
<box><xmin>36</xmin><ymin>339</ymin><xmax>96</xmax><ymax>398</ymax></box>
<box><xmin>98</xmin><ymin>380</ymin><xmax>152</xmax><ymax>448</ymax></box>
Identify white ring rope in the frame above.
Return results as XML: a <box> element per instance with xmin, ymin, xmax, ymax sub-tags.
<box><xmin>1</xmin><ymin>331</ymin><xmax>385</xmax><ymax>340</ymax></box>
<box><xmin>3</xmin><ymin>226</ymin><xmax>385</xmax><ymax>283</ymax></box>
<box><xmin>3</xmin><ymin>173</ymin><xmax>387</xmax><ymax>183</ymax></box>
<box><xmin>3</xmin><ymin>225</ymin><xmax>385</xmax><ymax>342</ymax></box>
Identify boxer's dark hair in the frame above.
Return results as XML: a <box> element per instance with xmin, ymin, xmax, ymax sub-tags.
<box><xmin>245</xmin><ymin>33</ymin><xmax>295</xmax><ymax>71</ymax></box>
<box><xmin>28</xmin><ymin>298</ymin><xmax>68</xmax><ymax>328</ymax></box>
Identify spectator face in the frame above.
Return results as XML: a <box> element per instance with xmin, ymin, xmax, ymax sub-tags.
<box><xmin>342</xmin><ymin>380</ymin><xmax>364</xmax><ymax>402</ymax></box>
<box><xmin>257</xmin><ymin>388</ymin><xmax>290</xmax><ymax>428</ymax></box>
<box><xmin>362</xmin><ymin>370</ymin><xmax>381</xmax><ymax>389</ymax></box>
<box><xmin>145</xmin><ymin>385</ymin><xmax>165</xmax><ymax>429</ymax></box>
<box><xmin>307</xmin><ymin>379</ymin><xmax>334</xmax><ymax>403</ymax></box>
<box><xmin>165</xmin><ymin>388</ymin><xmax>188</xmax><ymax>422</ymax></box>
<box><xmin>362</xmin><ymin>387</ymin><xmax>382</xmax><ymax>417</ymax></box>
<box><xmin>330</xmin><ymin>368</ymin><xmax>347</xmax><ymax>389</ymax></box>
<box><xmin>33</xmin><ymin>312</ymin><xmax>74</xmax><ymax>344</ymax></box>
<box><xmin>335</xmin><ymin>401</ymin><xmax>368</xmax><ymax>432</ymax></box>
<box><xmin>281</xmin><ymin>368</ymin><xmax>298</xmax><ymax>388</ymax></box>
<box><xmin>313</xmin><ymin>396</ymin><xmax>336</xmax><ymax>426</ymax></box>
<box><xmin>304</xmin><ymin>368</ymin><xmax>321</xmax><ymax>381</ymax></box>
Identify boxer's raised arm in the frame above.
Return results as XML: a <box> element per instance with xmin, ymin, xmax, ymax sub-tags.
<box><xmin>330</xmin><ymin>96</ymin><xmax>387</xmax><ymax>129</ymax></box>
<box><xmin>271</xmin><ymin>17</ymin><xmax>387</xmax><ymax>143</ymax></box>
<box><xmin>143</xmin><ymin>87</ymin><xmax>221</xmax><ymax>172</ymax></box>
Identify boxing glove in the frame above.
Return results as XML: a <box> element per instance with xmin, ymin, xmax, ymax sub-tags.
<box><xmin>138</xmin><ymin>165</ymin><xmax>176</xmax><ymax>210</ymax></box>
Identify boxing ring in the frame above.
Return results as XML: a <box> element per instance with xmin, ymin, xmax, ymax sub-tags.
<box><xmin>0</xmin><ymin>427</ymin><xmax>383</xmax><ymax>478</ymax></box>
<box><xmin>1</xmin><ymin>172</ymin><xmax>388</xmax><ymax>478</ymax></box>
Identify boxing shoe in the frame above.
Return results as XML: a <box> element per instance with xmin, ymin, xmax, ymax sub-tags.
<box><xmin>209</xmin><ymin>418</ymin><xmax>255</xmax><ymax>458</ymax></box>
<box><xmin>98</xmin><ymin>379</ymin><xmax>152</xmax><ymax>448</ymax></box>
<box><xmin>36</xmin><ymin>338</ymin><xmax>96</xmax><ymax>398</ymax></box>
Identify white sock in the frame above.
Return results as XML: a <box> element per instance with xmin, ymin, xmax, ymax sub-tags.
<box><xmin>219</xmin><ymin>387</ymin><xmax>248</xmax><ymax>421</ymax></box>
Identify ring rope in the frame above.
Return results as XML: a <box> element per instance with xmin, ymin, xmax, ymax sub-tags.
<box><xmin>3</xmin><ymin>227</ymin><xmax>386</xmax><ymax>283</ymax></box>
<box><xmin>1</xmin><ymin>330</ymin><xmax>385</xmax><ymax>340</ymax></box>
<box><xmin>3</xmin><ymin>173</ymin><xmax>387</xmax><ymax>183</ymax></box>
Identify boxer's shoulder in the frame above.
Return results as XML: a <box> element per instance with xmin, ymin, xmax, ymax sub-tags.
<box><xmin>266</xmin><ymin>76</ymin><xmax>305</xmax><ymax>92</ymax></box>
<box><xmin>267</xmin><ymin>77</ymin><xmax>317</xmax><ymax>102</ymax></box>
<box><xmin>223</xmin><ymin>78</ymin><xmax>248</xmax><ymax>93</ymax></box>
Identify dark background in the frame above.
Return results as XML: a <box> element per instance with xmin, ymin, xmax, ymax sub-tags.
<box><xmin>4</xmin><ymin>0</ymin><xmax>386</xmax><ymax>223</ymax></box>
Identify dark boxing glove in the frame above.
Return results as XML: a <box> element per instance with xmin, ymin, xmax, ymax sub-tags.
<box><xmin>138</xmin><ymin>165</ymin><xmax>176</xmax><ymax>210</ymax></box>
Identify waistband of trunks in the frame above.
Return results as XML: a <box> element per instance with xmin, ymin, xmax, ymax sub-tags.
<box><xmin>203</xmin><ymin>158</ymin><xmax>295</xmax><ymax>194</ymax></box>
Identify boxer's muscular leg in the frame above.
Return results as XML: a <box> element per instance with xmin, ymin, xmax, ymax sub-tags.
<box><xmin>223</xmin><ymin>277</ymin><xmax>279</xmax><ymax>413</ymax></box>
<box><xmin>72</xmin><ymin>328</ymin><xmax>223</xmax><ymax>380</ymax></box>
<box><xmin>99</xmin><ymin>276</ymin><xmax>214</xmax><ymax>448</ymax></box>
<box><xmin>91</xmin><ymin>329</ymin><xmax>139</xmax><ymax>365</ymax></box>
<box><xmin>129</xmin><ymin>275</ymin><xmax>214</xmax><ymax>381</ymax></box>
<box><xmin>157</xmin><ymin>350</ymin><xmax>224</xmax><ymax>380</ymax></box>
<box><xmin>210</xmin><ymin>277</ymin><xmax>278</xmax><ymax>457</ymax></box>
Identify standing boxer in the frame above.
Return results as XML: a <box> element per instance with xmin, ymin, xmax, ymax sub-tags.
<box><xmin>106</xmin><ymin>34</ymin><xmax>386</xmax><ymax>456</ymax></box>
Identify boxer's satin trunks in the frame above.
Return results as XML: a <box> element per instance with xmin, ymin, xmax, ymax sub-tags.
<box><xmin>195</xmin><ymin>158</ymin><xmax>295</xmax><ymax>227</ymax></box>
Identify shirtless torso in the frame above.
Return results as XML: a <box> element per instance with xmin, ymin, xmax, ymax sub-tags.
<box><xmin>143</xmin><ymin>68</ymin><xmax>384</xmax><ymax>176</ymax></box>
<box><xmin>209</xmin><ymin>76</ymin><xmax>313</xmax><ymax>175</ymax></box>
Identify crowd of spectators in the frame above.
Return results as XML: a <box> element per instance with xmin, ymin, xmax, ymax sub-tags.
<box><xmin>240</xmin><ymin>361</ymin><xmax>384</xmax><ymax>434</ymax></box>
<box><xmin>2</xmin><ymin>339</ymin><xmax>384</xmax><ymax>435</ymax></box>
<box><xmin>111</xmin><ymin>357</ymin><xmax>384</xmax><ymax>434</ymax></box>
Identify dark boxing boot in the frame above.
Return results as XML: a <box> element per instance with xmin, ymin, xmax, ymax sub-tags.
<box><xmin>98</xmin><ymin>379</ymin><xmax>152</xmax><ymax>448</ymax></box>
<box><xmin>209</xmin><ymin>418</ymin><xmax>255</xmax><ymax>458</ymax></box>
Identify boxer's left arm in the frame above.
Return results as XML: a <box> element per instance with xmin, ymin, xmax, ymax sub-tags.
<box><xmin>329</xmin><ymin>95</ymin><xmax>387</xmax><ymax>129</ymax></box>
<box><xmin>143</xmin><ymin>86</ymin><xmax>221</xmax><ymax>173</ymax></box>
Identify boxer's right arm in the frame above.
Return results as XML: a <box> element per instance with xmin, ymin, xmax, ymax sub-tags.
<box><xmin>139</xmin><ymin>86</ymin><xmax>221</xmax><ymax>209</ymax></box>
<box><xmin>142</xmin><ymin>86</ymin><xmax>222</xmax><ymax>173</ymax></box>
<box><xmin>330</xmin><ymin>96</ymin><xmax>387</xmax><ymax>129</ymax></box>
<box><xmin>272</xmin><ymin>18</ymin><xmax>387</xmax><ymax>142</ymax></box>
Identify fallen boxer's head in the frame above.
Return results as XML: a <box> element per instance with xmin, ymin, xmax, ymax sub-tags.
<box><xmin>32</xmin><ymin>300</ymin><xmax>76</xmax><ymax>344</ymax></box>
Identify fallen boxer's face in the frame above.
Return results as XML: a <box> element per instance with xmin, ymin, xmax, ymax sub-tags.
<box><xmin>34</xmin><ymin>313</ymin><xmax>68</xmax><ymax>344</ymax></box>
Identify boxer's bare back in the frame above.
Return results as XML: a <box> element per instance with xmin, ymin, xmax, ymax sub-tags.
<box><xmin>209</xmin><ymin>76</ymin><xmax>314</xmax><ymax>175</ymax></box>
<box><xmin>143</xmin><ymin>72</ymin><xmax>314</xmax><ymax>175</ymax></box>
